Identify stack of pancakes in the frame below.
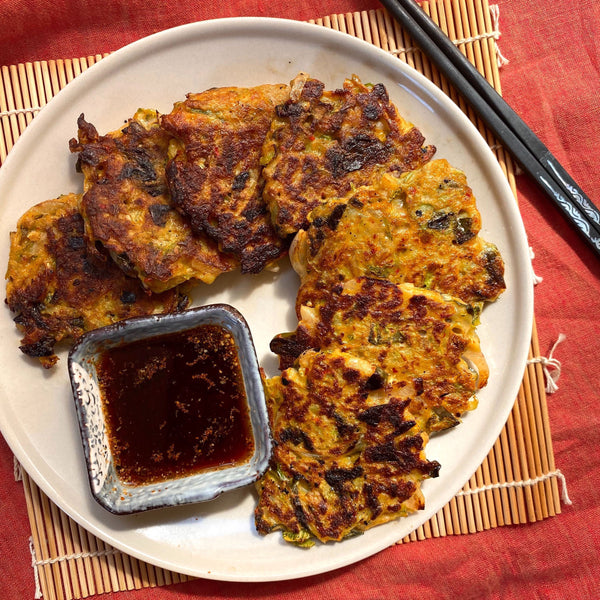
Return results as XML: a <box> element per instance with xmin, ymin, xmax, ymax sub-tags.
<box><xmin>5</xmin><ymin>74</ymin><xmax>505</xmax><ymax>543</ymax></box>
<box><xmin>254</xmin><ymin>75</ymin><xmax>504</xmax><ymax>545</ymax></box>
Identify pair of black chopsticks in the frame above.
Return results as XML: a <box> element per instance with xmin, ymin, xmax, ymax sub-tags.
<box><xmin>379</xmin><ymin>0</ymin><xmax>600</xmax><ymax>259</ymax></box>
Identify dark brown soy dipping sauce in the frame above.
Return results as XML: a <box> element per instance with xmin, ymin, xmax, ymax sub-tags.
<box><xmin>96</xmin><ymin>324</ymin><xmax>254</xmax><ymax>486</ymax></box>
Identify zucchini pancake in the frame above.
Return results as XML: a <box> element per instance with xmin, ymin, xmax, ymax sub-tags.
<box><xmin>260</xmin><ymin>73</ymin><xmax>436</xmax><ymax>236</ymax></box>
<box><xmin>161</xmin><ymin>83</ymin><xmax>291</xmax><ymax>274</ymax></box>
<box><xmin>5</xmin><ymin>194</ymin><xmax>187</xmax><ymax>368</ymax></box>
<box><xmin>256</xmin><ymin>347</ymin><xmax>441</xmax><ymax>545</ymax></box>
<box><xmin>70</xmin><ymin>109</ymin><xmax>237</xmax><ymax>293</ymax></box>
<box><xmin>290</xmin><ymin>159</ymin><xmax>506</xmax><ymax>312</ymax></box>
<box><xmin>4</xmin><ymin>73</ymin><xmax>506</xmax><ymax>547</ymax></box>
<box><xmin>271</xmin><ymin>276</ymin><xmax>488</xmax><ymax>423</ymax></box>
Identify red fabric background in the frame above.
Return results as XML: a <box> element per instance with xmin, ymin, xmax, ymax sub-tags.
<box><xmin>1</xmin><ymin>1</ymin><xmax>599</xmax><ymax>598</ymax></box>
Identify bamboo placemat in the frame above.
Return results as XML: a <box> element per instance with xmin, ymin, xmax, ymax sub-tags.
<box><xmin>2</xmin><ymin>2</ymin><xmax>568</xmax><ymax>598</ymax></box>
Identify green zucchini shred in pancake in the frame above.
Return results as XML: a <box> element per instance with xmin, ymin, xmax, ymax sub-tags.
<box><xmin>5</xmin><ymin>194</ymin><xmax>188</xmax><ymax>368</ymax></box>
<box><xmin>161</xmin><ymin>83</ymin><xmax>291</xmax><ymax>273</ymax></box>
<box><xmin>69</xmin><ymin>109</ymin><xmax>237</xmax><ymax>293</ymax></box>
<box><xmin>260</xmin><ymin>73</ymin><xmax>436</xmax><ymax>236</ymax></box>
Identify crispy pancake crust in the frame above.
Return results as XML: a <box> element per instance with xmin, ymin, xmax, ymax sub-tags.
<box><xmin>255</xmin><ymin>348</ymin><xmax>440</xmax><ymax>545</ymax></box>
<box><xmin>161</xmin><ymin>84</ymin><xmax>291</xmax><ymax>273</ymax></box>
<box><xmin>69</xmin><ymin>109</ymin><xmax>237</xmax><ymax>293</ymax></box>
<box><xmin>291</xmin><ymin>159</ymin><xmax>506</xmax><ymax>310</ymax></box>
<box><xmin>5</xmin><ymin>194</ymin><xmax>187</xmax><ymax>368</ymax></box>
<box><xmin>261</xmin><ymin>73</ymin><xmax>436</xmax><ymax>236</ymax></box>
<box><xmin>272</xmin><ymin>277</ymin><xmax>487</xmax><ymax>421</ymax></box>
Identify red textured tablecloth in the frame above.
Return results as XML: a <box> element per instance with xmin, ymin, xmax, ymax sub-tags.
<box><xmin>1</xmin><ymin>1</ymin><xmax>599</xmax><ymax>598</ymax></box>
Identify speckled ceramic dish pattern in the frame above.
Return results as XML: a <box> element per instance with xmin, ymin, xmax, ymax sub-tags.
<box><xmin>68</xmin><ymin>304</ymin><xmax>271</xmax><ymax>515</ymax></box>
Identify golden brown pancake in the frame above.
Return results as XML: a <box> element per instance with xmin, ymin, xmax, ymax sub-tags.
<box><xmin>255</xmin><ymin>347</ymin><xmax>440</xmax><ymax>545</ymax></box>
<box><xmin>271</xmin><ymin>277</ymin><xmax>488</xmax><ymax>422</ymax></box>
<box><xmin>5</xmin><ymin>194</ymin><xmax>187</xmax><ymax>368</ymax></box>
<box><xmin>261</xmin><ymin>73</ymin><xmax>436</xmax><ymax>236</ymax></box>
<box><xmin>161</xmin><ymin>84</ymin><xmax>291</xmax><ymax>273</ymax></box>
<box><xmin>290</xmin><ymin>159</ymin><xmax>506</xmax><ymax>312</ymax></box>
<box><xmin>69</xmin><ymin>109</ymin><xmax>237</xmax><ymax>293</ymax></box>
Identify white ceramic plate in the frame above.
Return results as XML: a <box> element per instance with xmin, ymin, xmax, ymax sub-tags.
<box><xmin>0</xmin><ymin>18</ymin><xmax>533</xmax><ymax>582</ymax></box>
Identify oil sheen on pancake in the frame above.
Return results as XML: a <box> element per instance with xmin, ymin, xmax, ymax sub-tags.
<box><xmin>290</xmin><ymin>159</ymin><xmax>506</xmax><ymax>312</ymax></box>
<box><xmin>161</xmin><ymin>83</ymin><xmax>291</xmax><ymax>273</ymax></box>
<box><xmin>69</xmin><ymin>109</ymin><xmax>237</xmax><ymax>293</ymax></box>
<box><xmin>260</xmin><ymin>73</ymin><xmax>436</xmax><ymax>236</ymax></box>
<box><xmin>5</xmin><ymin>194</ymin><xmax>187</xmax><ymax>368</ymax></box>
<box><xmin>255</xmin><ymin>347</ymin><xmax>441</xmax><ymax>546</ymax></box>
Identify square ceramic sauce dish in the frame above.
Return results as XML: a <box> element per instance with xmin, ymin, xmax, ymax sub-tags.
<box><xmin>68</xmin><ymin>304</ymin><xmax>272</xmax><ymax>515</ymax></box>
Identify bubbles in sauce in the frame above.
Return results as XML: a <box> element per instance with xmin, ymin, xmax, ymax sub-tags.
<box><xmin>96</xmin><ymin>324</ymin><xmax>254</xmax><ymax>486</ymax></box>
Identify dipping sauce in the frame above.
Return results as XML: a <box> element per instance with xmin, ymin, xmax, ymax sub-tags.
<box><xmin>96</xmin><ymin>324</ymin><xmax>254</xmax><ymax>486</ymax></box>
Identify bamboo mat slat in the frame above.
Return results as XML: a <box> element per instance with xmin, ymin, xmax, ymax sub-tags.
<box><xmin>3</xmin><ymin>2</ymin><xmax>567</xmax><ymax>598</ymax></box>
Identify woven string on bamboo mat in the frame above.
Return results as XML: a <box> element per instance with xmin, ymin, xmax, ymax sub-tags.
<box><xmin>2</xmin><ymin>2</ymin><xmax>571</xmax><ymax>599</ymax></box>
